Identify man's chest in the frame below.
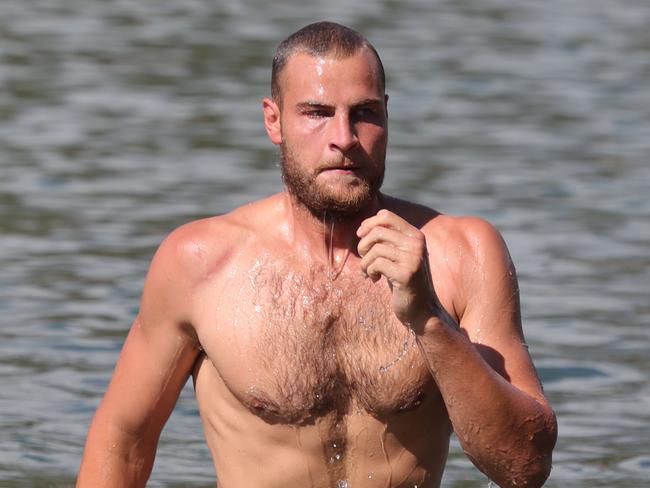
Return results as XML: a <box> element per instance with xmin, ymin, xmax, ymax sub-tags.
<box><xmin>193</xmin><ymin>258</ymin><xmax>438</xmax><ymax>423</ymax></box>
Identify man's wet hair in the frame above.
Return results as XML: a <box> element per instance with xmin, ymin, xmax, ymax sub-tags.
<box><xmin>271</xmin><ymin>21</ymin><xmax>385</xmax><ymax>104</ymax></box>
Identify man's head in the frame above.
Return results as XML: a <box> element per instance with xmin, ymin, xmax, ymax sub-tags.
<box><xmin>271</xmin><ymin>21</ymin><xmax>386</xmax><ymax>108</ymax></box>
<box><xmin>264</xmin><ymin>22</ymin><xmax>388</xmax><ymax>221</ymax></box>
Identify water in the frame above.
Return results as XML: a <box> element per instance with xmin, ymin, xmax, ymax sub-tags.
<box><xmin>1</xmin><ymin>0</ymin><xmax>649</xmax><ymax>486</ymax></box>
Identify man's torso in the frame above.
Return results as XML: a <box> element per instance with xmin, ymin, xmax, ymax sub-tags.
<box><xmin>185</xmin><ymin>195</ymin><xmax>461</xmax><ymax>487</ymax></box>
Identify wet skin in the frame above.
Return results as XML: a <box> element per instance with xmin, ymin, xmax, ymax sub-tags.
<box><xmin>77</xmin><ymin>50</ymin><xmax>556</xmax><ymax>487</ymax></box>
<box><xmin>190</xmin><ymin>197</ymin><xmax>453</xmax><ymax>487</ymax></box>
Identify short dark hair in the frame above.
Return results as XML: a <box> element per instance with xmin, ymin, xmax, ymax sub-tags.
<box><xmin>271</xmin><ymin>21</ymin><xmax>385</xmax><ymax>104</ymax></box>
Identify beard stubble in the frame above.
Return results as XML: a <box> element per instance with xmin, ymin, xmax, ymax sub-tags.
<box><xmin>279</xmin><ymin>142</ymin><xmax>385</xmax><ymax>221</ymax></box>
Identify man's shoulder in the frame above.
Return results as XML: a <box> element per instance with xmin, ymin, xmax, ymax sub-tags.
<box><xmin>383</xmin><ymin>195</ymin><xmax>507</xmax><ymax>256</ymax></box>
<box><xmin>428</xmin><ymin>213</ymin><xmax>503</xmax><ymax>244</ymax></box>
<box><xmin>426</xmin><ymin>214</ymin><xmax>512</xmax><ymax>276</ymax></box>
<box><xmin>149</xmin><ymin>196</ymin><xmax>280</xmax><ymax>280</ymax></box>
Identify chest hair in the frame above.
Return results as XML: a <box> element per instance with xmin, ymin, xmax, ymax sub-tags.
<box><xmin>234</xmin><ymin>257</ymin><xmax>433</xmax><ymax>423</ymax></box>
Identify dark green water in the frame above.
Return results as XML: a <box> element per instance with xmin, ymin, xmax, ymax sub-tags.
<box><xmin>1</xmin><ymin>0</ymin><xmax>649</xmax><ymax>486</ymax></box>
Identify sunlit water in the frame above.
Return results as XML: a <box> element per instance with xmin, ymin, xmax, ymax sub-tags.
<box><xmin>1</xmin><ymin>0</ymin><xmax>649</xmax><ymax>486</ymax></box>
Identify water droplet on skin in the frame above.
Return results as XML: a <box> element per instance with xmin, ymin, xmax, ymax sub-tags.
<box><xmin>315</xmin><ymin>58</ymin><xmax>325</xmax><ymax>77</ymax></box>
<box><xmin>336</xmin><ymin>480</ymin><xmax>348</xmax><ymax>488</ymax></box>
<box><xmin>379</xmin><ymin>329</ymin><xmax>416</xmax><ymax>372</ymax></box>
<box><xmin>379</xmin><ymin>425</ymin><xmax>393</xmax><ymax>486</ymax></box>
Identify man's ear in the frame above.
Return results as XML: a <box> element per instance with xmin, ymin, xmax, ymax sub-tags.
<box><xmin>262</xmin><ymin>97</ymin><xmax>282</xmax><ymax>145</ymax></box>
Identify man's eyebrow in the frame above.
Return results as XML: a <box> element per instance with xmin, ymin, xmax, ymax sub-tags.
<box><xmin>295</xmin><ymin>98</ymin><xmax>384</xmax><ymax>110</ymax></box>
<box><xmin>352</xmin><ymin>97</ymin><xmax>384</xmax><ymax>107</ymax></box>
<box><xmin>296</xmin><ymin>101</ymin><xmax>332</xmax><ymax>110</ymax></box>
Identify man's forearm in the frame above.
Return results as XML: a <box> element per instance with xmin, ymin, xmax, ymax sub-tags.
<box><xmin>77</xmin><ymin>412</ymin><xmax>156</xmax><ymax>487</ymax></box>
<box><xmin>416</xmin><ymin>316</ymin><xmax>557</xmax><ymax>488</ymax></box>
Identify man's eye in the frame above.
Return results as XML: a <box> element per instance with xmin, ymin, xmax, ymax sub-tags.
<box><xmin>357</xmin><ymin>108</ymin><xmax>373</xmax><ymax>117</ymax></box>
<box><xmin>354</xmin><ymin>107</ymin><xmax>380</xmax><ymax>121</ymax></box>
<box><xmin>306</xmin><ymin>110</ymin><xmax>329</xmax><ymax>118</ymax></box>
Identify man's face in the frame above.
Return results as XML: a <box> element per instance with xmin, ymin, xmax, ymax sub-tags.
<box><xmin>270</xmin><ymin>50</ymin><xmax>388</xmax><ymax>220</ymax></box>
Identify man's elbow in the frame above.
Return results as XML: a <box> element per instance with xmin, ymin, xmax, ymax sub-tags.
<box><xmin>485</xmin><ymin>450</ymin><xmax>550</xmax><ymax>488</ymax></box>
<box><xmin>506</xmin><ymin>418</ymin><xmax>557</xmax><ymax>487</ymax></box>
<box><xmin>490</xmin><ymin>412</ymin><xmax>557</xmax><ymax>487</ymax></box>
<box><xmin>517</xmin><ymin>450</ymin><xmax>553</xmax><ymax>487</ymax></box>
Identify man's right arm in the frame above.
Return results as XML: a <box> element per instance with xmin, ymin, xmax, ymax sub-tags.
<box><xmin>77</xmin><ymin>225</ymin><xmax>206</xmax><ymax>487</ymax></box>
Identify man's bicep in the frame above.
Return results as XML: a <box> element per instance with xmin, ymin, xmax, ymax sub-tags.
<box><xmin>98</xmin><ymin>232</ymin><xmax>203</xmax><ymax>439</ymax></box>
<box><xmin>101</xmin><ymin>316</ymin><xmax>199</xmax><ymax>436</ymax></box>
<box><xmin>459</xmin><ymin>218</ymin><xmax>545</xmax><ymax>400</ymax></box>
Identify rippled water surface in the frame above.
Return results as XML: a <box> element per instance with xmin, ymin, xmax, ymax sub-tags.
<box><xmin>1</xmin><ymin>0</ymin><xmax>649</xmax><ymax>486</ymax></box>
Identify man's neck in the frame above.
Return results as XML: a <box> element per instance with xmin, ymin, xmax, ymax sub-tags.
<box><xmin>280</xmin><ymin>191</ymin><xmax>382</xmax><ymax>266</ymax></box>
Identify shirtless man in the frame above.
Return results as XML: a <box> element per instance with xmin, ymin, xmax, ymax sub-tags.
<box><xmin>77</xmin><ymin>22</ymin><xmax>557</xmax><ymax>488</ymax></box>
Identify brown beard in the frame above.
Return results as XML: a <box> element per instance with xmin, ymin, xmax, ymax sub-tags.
<box><xmin>279</xmin><ymin>142</ymin><xmax>384</xmax><ymax>222</ymax></box>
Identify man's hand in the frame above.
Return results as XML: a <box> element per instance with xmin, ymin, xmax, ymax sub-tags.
<box><xmin>357</xmin><ymin>209</ymin><xmax>438</xmax><ymax>332</ymax></box>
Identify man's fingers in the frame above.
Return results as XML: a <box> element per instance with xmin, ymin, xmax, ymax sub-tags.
<box><xmin>357</xmin><ymin>209</ymin><xmax>418</xmax><ymax>239</ymax></box>
<box><xmin>365</xmin><ymin>256</ymin><xmax>407</xmax><ymax>285</ymax></box>
<box><xmin>359</xmin><ymin>242</ymin><xmax>407</xmax><ymax>275</ymax></box>
<box><xmin>357</xmin><ymin>226</ymin><xmax>407</xmax><ymax>257</ymax></box>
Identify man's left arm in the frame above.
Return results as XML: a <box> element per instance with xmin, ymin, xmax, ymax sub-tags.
<box><xmin>358</xmin><ymin>210</ymin><xmax>557</xmax><ymax>488</ymax></box>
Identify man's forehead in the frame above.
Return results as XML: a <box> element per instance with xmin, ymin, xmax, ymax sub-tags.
<box><xmin>278</xmin><ymin>49</ymin><xmax>383</xmax><ymax>99</ymax></box>
<box><xmin>282</xmin><ymin>49</ymin><xmax>381</xmax><ymax>75</ymax></box>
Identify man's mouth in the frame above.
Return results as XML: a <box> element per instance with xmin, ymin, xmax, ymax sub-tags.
<box><xmin>319</xmin><ymin>162</ymin><xmax>360</xmax><ymax>173</ymax></box>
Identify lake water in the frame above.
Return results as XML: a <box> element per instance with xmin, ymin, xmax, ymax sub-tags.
<box><xmin>1</xmin><ymin>0</ymin><xmax>649</xmax><ymax>486</ymax></box>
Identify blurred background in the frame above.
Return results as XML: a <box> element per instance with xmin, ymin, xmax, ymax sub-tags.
<box><xmin>1</xmin><ymin>0</ymin><xmax>649</xmax><ymax>486</ymax></box>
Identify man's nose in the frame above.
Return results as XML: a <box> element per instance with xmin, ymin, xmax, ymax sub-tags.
<box><xmin>329</xmin><ymin>113</ymin><xmax>359</xmax><ymax>153</ymax></box>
